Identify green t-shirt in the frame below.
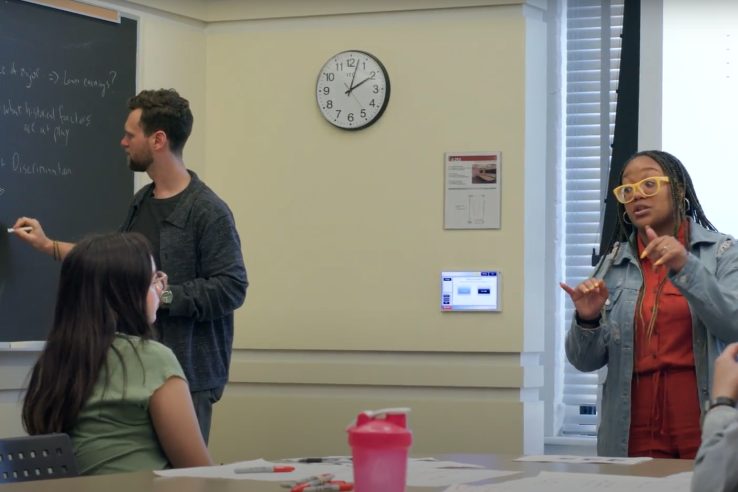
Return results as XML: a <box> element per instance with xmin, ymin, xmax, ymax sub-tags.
<box><xmin>69</xmin><ymin>335</ymin><xmax>186</xmax><ymax>476</ymax></box>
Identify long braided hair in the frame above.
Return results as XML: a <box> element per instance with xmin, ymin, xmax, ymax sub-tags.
<box><xmin>593</xmin><ymin>150</ymin><xmax>717</xmax><ymax>350</ymax></box>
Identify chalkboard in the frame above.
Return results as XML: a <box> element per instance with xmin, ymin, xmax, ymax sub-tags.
<box><xmin>0</xmin><ymin>0</ymin><xmax>137</xmax><ymax>342</ymax></box>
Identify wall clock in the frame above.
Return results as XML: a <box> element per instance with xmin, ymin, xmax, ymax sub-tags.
<box><xmin>316</xmin><ymin>50</ymin><xmax>390</xmax><ymax>131</ymax></box>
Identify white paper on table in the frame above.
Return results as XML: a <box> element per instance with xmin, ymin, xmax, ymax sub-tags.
<box><xmin>443</xmin><ymin>486</ymin><xmax>510</xmax><ymax>492</ymax></box>
<box><xmin>409</xmin><ymin>460</ymin><xmax>484</xmax><ymax>469</ymax></box>
<box><xmin>574</xmin><ymin>456</ymin><xmax>652</xmax><ymax>465</ymax></box>
<box><xmin>455</xmin><ymin>471</ymin><xmax>691</xmax><ymax>491</ymax></box>
<box><xmin>514</xmin><ymin>455</ymin><xmax>652</xmax><ymax>465</ymax></box>
<box><xmin>281</xmin><ymin>456</ymin><xmax>439</xmax><ymax>464</ymax></box>
<box><xmin>405</xmin><ymin>468</ymin><xmax>519</xmax><ymax>487</ymax></box>
<box><xmin>154</xmin><ymin>457</ymin><xmax>505</xmax><ymax>485</ymax></box>
<box><xmin>154</xmin><ymin>459</ymin><xmax>353</xmax><ymax>481</ymax></box>
<box><xmin>278</xmin><ymin>458</ymin><xmax>484</xmax><ymax>472</ymax></box>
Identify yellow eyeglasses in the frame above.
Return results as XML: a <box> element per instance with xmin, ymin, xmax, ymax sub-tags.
<box><xmin>613</xmin><ymin>176</ymin><xmax>670</xmax><ymax>204</ymax></box>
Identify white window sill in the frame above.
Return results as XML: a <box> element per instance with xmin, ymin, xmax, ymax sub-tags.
<box><xmin>544</xmin><ymin>436</ymin><xmax>597</xmax><ymax>447</ymax></box>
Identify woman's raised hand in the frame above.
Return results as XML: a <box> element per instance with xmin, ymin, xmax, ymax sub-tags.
<box><xmin>559</xmin><ymin>278</ymin><xmax>609</xmax><ymax>321</ymax></box>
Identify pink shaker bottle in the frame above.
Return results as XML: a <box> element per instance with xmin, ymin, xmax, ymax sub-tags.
<box><xmin>347</xmin><ymin>407</ymin><xmax>412</xmax><ymax>492</ymax></box>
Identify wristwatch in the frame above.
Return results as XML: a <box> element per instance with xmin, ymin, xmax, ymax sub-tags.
<box><xmin>160</xmin><ymin>288</ymin><xmax>173</xmax><ymax>307</ymax></box>
<box><xmin>707</xmin><ymin>396</ymin><xmax>737</xmax><ymax>412</ymax></box>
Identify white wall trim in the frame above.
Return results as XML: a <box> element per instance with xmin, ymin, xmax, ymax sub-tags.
<box><xmin>205</xmin><ymin>5</ymin><xmax>531</xmax><ymax>35</ymax></box>
<box><xmin>638</xmin><ymin>0</ymin><xmax>663</xmax><ymax>151</ymax></box>
<box><xmin>121</xmin><ymin>0</ymin><xmax>546</xmax><ymax>23</ymax></box>
<box><xmin>543</xmin><ymin>0</ymin><xmax>565</xmax><ymax>438</ymax></box>
<box><xmin>522</xmin><ymin>3</ymin><xmax>546</xmax><ymax>20</ymax></box>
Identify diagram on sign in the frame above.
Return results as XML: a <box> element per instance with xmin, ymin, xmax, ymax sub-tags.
<box><xmin>468</xmin><ymin>194</ymin><xmax>485</xmax><ymax>224</ymax></box>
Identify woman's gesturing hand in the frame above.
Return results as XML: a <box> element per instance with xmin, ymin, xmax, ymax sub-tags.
<box><xmin>559</xmin><ymin>278</ymin><xmax>609</xmax><ymax>323</ymax></box>
<box><xmin>640</xmin><ymin>225</ymin><xmax>688</xmax><ymax>273</ymax></box>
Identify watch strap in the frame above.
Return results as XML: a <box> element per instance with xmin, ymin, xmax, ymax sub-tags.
<box><xmin>709</xmin><ymin>396</ymin><xmax>737</xmax><ymax>411</ymax></box>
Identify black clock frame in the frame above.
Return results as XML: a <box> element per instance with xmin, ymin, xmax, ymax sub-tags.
<box><xmin>316</xmin><ymin>49</ymin><xmax>391</xmax><ymax>131</ymax></box>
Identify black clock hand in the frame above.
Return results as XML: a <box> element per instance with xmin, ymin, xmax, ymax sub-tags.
<box><xmin>343</xmin><ymin>82</ymin><xmax>364</xmax><ymax>109</ymax></box>
<box><xmin>347</xmin><ymin>59</ymin><xmax>361</xmax><ymax>95</ymax></box>
<box><xmin>344</xmin><ymin>75</ymin><xmax>374</xmax><ymax>94</ymax></box>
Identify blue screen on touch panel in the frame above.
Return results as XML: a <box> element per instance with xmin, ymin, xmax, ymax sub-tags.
<box><xmin>441</xmin><ymin>271</ymin><xmax>500</xmax><ymax>311</ymax></box>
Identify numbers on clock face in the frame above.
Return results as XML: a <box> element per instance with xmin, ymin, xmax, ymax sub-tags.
<box><xmin>316</xmin><ymin>51</ymin><xmax>388</xmax><ymax>130</ymax></box>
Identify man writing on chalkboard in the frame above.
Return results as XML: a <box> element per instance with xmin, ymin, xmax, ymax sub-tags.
<box><xmin>12</xmin><ymin>88</ymin><xmax>248</xmax><ymax>445</ymax></box>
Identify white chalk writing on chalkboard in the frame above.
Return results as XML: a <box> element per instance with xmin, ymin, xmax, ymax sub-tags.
<box><xmin>0</xmin><ymin>153</ymin><xmax>72</xmax><ymax>177</ymax></box>
<box><xmin>0</xmin><ymin>62</ymin><xmax>118</xmax><ymax>97</ymax></box>
<box><xmin>2</xmin><ymin>99</ymin><xmax>93</xmax><ymax>146</ymax></box>
<box><xmin>25</xmin><ymin>124</ymin><xmax>69</xmax><ymax>146</ymax></box>
<box><xmin>0</xmin><ymin>62</ymin><xmax>40</xmax><ymax>88</ymax></box>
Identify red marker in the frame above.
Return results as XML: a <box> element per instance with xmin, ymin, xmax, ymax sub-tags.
<box><xmin>234</xmin><ymin>466</ymin><xmax>295</xmax><ymax>474</ymax></box>
<box><xmin>303</xmin><ymin>484</ymin><xmax>353</xmax><ymax>492</ymax></box>
<box><xmin>289</xmin><ymin>475</ymin><xmax>336</xmax><ymax>492</ymax></box>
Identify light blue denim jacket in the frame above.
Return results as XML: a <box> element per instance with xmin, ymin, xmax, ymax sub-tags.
<box><xmin>565</xmin><ymin>218</ymin><xmax>738</xmax><ymax>457</ymax></box>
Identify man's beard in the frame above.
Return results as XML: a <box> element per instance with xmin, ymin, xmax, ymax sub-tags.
<box><xmin>127</xmin><ymin>151</ymin><xmax>153</xmax><ymax>172</ymax></box>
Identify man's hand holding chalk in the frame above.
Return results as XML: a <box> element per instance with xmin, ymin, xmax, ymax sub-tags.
<box><xmin>12</xmin><ymin>217</ymin><xmax>74</xmax><ymax>262</ymax></box>
<box><xmin>12</xmin><ymin>217</ymin><xmax>51</xmax><ymax>252</ymax></box>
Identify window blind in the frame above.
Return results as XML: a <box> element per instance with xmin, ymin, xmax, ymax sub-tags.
<box><xmin>561</xmin><ymin>0</ymin><xmax>624</xmax><ymax>438</ymax></box>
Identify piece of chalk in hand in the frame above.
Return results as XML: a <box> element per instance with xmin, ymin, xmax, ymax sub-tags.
<box><xmin>7</xmin><ymin>227</ymin><xmax>32</xmax><ymax>233</ymax></box>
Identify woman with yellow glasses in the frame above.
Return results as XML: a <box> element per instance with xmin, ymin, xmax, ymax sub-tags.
<box><xmin>561</xmin><ymin>150</ymin><xmax>738</xmax><ymax>462</ymax></box>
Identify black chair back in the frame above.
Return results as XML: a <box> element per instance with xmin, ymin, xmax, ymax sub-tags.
<box><xmin>0</xmin><ymin>434</ymin><xmax>79</xmax><ymax>483</ymax></box>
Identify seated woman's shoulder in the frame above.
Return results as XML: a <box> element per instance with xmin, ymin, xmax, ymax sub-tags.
<box><xmin>114</xmin><ymin>336</ymin><xmax>177</xmax><ymax>363</ymax></box>
<box><xmin>112</xmin><ymin>336</ymin><xmax>185</xmax><ymax>388</ymax></box>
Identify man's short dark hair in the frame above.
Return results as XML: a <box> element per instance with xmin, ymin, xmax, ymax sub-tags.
<box><xmin>127</xmin><ymin>89</ymin><xmax>193</xmax><ymax>154</ymax></box>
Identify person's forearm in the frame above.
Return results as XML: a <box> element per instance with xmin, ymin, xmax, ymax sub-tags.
<box><xmin>41</xmin><ymin>240</ymin><xmax>75</xmax><ymax>261</ymax></box>
<box><xmin>692</xmin><ymin>406</ymin><xmax>738</xmax><ymax>492</ymax></box>
<box><xmin>565</xmin><ymin>318</ymin><xmax>609</xmax><ymax>373</ymax></box>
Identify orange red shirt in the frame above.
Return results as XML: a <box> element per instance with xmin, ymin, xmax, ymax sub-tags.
<box><xmin>634</xmin><ymin>223</ymin><xmax>694</xmax><ymax>373</ymax></box>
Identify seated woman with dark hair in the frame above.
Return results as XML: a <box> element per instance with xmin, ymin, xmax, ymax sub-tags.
<box><xmin>22</xmin><ymin>232</ymin><xmax>213</xmax><ymax>475</ymax></box>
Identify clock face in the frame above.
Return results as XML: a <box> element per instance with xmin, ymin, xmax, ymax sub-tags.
<box><xmin>316</xmin><ymin>50</ymin><xmax>390</xmax><ymax>131</ymax></box>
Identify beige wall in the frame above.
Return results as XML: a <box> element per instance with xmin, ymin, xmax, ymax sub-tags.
<box><xmin>135</xmin><ymin>9</ymin><xmax>207</xmax><ymax>189</ymax></box>
<box><xmin>0</xmin><ymin>0</ymin><xmax>551</xmax><ymax>462</ymax></box>
<box><xmin>204</xmin><ymin>2</ymin><xmax>547</xmax><ymax>462</ymax></box>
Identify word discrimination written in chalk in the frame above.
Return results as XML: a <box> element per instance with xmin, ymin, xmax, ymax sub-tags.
<box><xmin>0</xmin><ymin>61</ymin><xmax>118</xmax><ymax>97</ymax></box>
<box><xmin>0</xmin><ymin>153</ymin><xmax>72</xmax><ymax>177</ymax></box>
